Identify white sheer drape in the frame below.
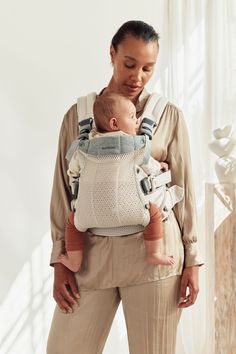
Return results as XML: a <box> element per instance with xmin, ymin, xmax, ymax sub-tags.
<box><xmin>154</xmin><ymin>1</ymin><xmax>236</xmax><ymax>353</ymax></box>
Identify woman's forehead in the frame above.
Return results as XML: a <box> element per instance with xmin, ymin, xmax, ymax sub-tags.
<box><xmin>116</xmin><ymin>36</ymin><xmax>158</xmax><ymax>62</ymax></box>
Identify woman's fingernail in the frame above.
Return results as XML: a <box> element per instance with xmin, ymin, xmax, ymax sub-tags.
<box><xmin>75</xmin><ymin>293</ymin><xmax>80</xmax><ymax>299</ymax></box>
<box><xmin>178</xmin><ymin>297</ymin><xmax>185</xmax><ymax>304</ymax></box>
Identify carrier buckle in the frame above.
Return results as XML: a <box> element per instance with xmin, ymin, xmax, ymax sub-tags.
<box><xmin>141</xmin><ymin>171</ymin><xmax>171</xmax><ymax>195</ymax></box>
<box><xmin>140</xmin><ymin>177</ymin><xmax>152</xmax><ymax>195</ymax></box>
<box><xmin>72</xmin><ymin>177</ymin><xmax>80</xmax><ymax>199</ymax></box>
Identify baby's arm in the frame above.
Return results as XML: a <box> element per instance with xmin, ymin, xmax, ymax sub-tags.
<box><xmin>141</xmin><ymin>157</ymin><xmax>168</xmax><ymax>176</ymax></box>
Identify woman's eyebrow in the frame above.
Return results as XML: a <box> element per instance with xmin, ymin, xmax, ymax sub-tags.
<box><xmin>124</xmin><ymin>55</ymin><xmax>155</xmax><ymax>65</ymax></box>
<box><xmin>124</xmin><ymin>55</ymin><xmax>136</xmax><ymax>61</ymax></box>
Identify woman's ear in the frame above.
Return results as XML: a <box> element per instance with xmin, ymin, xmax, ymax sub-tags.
<box><xmin>109</xmin><ymin>117</ymin><xmax>119</xmax><ymax>130</ymax></box>
<box><xmin>110</xmin><ymin>45</ymin><xmax>115</xmax><ymax>65</ymax></box>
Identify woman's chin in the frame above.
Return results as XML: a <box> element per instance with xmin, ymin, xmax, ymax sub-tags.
<box><xmin>124</xmin><ymin>88</ymin><xmax>143</xmax><ymax>100</ymax></box>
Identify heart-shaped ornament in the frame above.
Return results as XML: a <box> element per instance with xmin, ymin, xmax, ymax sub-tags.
<box><xmin>209</xmin><ymin>138</ymin><xmax>236</xmax><ymax>157</ymax></box>
<box><xmin>213</xmin><ymin>125</ymin><xmax>232</xmax><ymax>139</ymax></box>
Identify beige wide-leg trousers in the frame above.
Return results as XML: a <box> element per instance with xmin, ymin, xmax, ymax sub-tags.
<box><xmin>47</xmin><ymin>275</ymin><xmax>181</xmax><ymax>354</ymax></box>
<box><xmin>47</xmin><ymin>215</ymin><xmax>184</xmax><ymax>354</ymax></box>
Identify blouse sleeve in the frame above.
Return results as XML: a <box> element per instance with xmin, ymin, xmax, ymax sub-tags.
<box><xmin>167</xmin><ymin>108</ymin><xmax>204</xmax><ymax>267</ymax></box>
<box><xmin>49</xmin><ymin>104</ymin><xmax>78</xmax><ymax>265</ymax></box>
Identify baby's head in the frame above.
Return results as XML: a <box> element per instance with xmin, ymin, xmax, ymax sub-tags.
<box><xmin>93</xmin><ymin>92</ymin><xmax>140</xmax><ymax>135</ymax></box>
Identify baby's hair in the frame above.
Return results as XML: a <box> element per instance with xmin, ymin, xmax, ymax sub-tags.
<box><xmin>93</xmin><ymin>92</ymin><xmax>130</xmax><ymax>133</ymax></box>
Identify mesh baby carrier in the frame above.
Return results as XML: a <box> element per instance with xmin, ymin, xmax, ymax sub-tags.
<box><xmin>66</xmin><ymin>93</ymin><xmax>184</xmax><ymax>236</ymax></box>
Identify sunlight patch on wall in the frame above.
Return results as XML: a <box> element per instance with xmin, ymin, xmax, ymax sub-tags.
<box><xmin>0</xmin><ymin>231</ymin><xmax>54</xmax><ymax>354</ymax></box>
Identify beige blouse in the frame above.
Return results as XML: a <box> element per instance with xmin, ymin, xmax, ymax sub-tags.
<box><xmin>49</xmin><ymin>88</ymin><xmax>203</xmax><ymax>275</ymax></box>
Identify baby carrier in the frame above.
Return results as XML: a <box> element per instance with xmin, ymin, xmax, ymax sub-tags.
<box><xmin>66</xmin><ymin>92</ymin><xmax>184</xmax><ymax>236</ymax></box>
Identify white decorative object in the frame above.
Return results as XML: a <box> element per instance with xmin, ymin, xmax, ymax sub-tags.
<box><xmin>209</xmin><ymin>125</ymin><xmax>236</xmax><ymax>182</ymax></box>
<box><xmin>213</xmin><ymin>125</ymin><xmax>232</xmax><ymax>139</ymax></box>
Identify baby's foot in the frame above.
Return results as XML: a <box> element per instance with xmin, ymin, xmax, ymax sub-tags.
<box><xmin>58</xmin><ymin>253</ymin><xmax>82</xmax><ymax>272</ymax></box>
<box><xmin>147</xmin><ymin>254</ymin><xmax>175</xmax><ymax>266</ymax></box>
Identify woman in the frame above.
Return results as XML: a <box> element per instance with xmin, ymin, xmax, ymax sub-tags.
<box><xmin>47</xmin><ymin>20</ymin><xmax>203</xmax><ymax>354</ymax></box>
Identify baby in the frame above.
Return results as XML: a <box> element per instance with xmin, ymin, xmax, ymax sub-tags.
<box><xmin>58</xmin><ymin>93</ymin><xmax>175</xmax><ymax>271</ymax></box>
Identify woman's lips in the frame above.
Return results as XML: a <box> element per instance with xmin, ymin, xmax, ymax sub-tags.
<box><xmin>125</xmin><ymin>84</ymin><xmax>142</xmax><ymax>92</ymax></box>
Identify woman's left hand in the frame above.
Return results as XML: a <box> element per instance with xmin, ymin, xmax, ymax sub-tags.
<box><xmin>178</xmin><ymin>265</ymin><xmax>199</xmax><ymax>308</ymax></box>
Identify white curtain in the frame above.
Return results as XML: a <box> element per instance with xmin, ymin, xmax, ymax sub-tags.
<box><xmin>154</xmin><ymin>1</ymin><xmax>236</xmax><ymax>353</ymax></box>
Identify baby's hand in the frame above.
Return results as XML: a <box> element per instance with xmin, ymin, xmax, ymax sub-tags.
<box><xmin>160</xmin><ymin>162</ymin><xmax>168</xmax><ymax>171</ymax></box>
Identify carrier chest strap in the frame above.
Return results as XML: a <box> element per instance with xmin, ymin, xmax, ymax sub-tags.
<box><xmin>141</xmin><ymin>170</ymin><xmax>171</xmax><ymax>195</ymax></box>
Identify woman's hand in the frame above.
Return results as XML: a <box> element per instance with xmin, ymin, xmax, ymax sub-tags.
<box><xmin>53</xmin><ymin>263</ymin><xmax>80</xmax><ymax>313</ymax></box>
<box><xmin>178</xmin><ymin>265</ymin><xmax>199</xmax><ymax>308</ymax></box>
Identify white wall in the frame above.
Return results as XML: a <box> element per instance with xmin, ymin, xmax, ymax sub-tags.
<box><xmin>0</xmin><ymin>1</ymin><xmax>206</xmax><ymax>353</ymax></box>
<box><xmin>0</xmin><ymin>0</ymin><xmax>166</xmax><ymax>297</ymax></box>
<box><xmin>0</xmin><ymin>1</ymin><xmax>167</xmax><ymax>353</ymax></box>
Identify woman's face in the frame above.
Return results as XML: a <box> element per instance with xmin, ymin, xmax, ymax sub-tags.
<box><xmin>109</xmin><ymin>35</ymin><xmax>158</xmax><ymax>101</ymax></box>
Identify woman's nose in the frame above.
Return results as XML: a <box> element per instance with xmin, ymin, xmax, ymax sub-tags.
<box><xmin>131</xmin><ymin>68</ymin><xmax>142</xmax><ymax>83</ymax></box>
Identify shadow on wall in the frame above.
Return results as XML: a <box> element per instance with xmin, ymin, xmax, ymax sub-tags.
<box><xmin>0</xmin><ymin>232</ymin><xmax>54</xmax><ymax>354</ymax></box>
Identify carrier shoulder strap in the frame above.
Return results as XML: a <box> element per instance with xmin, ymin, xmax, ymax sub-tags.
<box><xmin>139</xmin><ymin>93</ymin><xmax>168</xmax><ymax>164</ymax></box>
<box><xmin>65</xmin><ymin>92</ymin><xmax>97</xmax><ymax>161</ymax></box>
<box><xmin>77</xmin><ymin>92</ymin><xmax>97</xmax><ymax>122</ymax></box>
<box><xmin>140</xmin><ymin>93</ymin><xmax>169</xmax><ymax>129</ymax></box>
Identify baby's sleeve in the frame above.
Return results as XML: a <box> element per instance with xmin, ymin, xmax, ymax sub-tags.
<box><xmin>141</xmin><ymin>157</ymin><xmax>161</xmax><ymax>176</ymax></box>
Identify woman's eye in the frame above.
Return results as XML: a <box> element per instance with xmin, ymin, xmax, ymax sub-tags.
<box><xmin>125</xmin><ymin>64</ymin><xmax>135</xmax><ymax>69</ymax></box>
<box><xmin>143</xmin><ymin>67</ymin><xmax>152</xmax><ymax>72</ymax></box>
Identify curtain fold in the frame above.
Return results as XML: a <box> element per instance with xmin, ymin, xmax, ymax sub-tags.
<box><xmin>154</xmin><ymin>1</ymin><xmax>236</xmax><ymax>353</ymax></box>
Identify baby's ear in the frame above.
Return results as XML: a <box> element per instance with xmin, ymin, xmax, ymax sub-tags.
<box><xmin>109</xmin><ymin>117</ymin><xmax>119</xmax><ymax>130</ymax></box>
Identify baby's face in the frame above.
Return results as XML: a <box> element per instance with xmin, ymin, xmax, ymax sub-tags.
<box><xmin>115</xmin><ymin>98</ymin><xmax>140</xmax><ymax>135</ymax></box>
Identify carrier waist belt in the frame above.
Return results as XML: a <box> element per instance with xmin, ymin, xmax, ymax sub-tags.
<box><xmin>89</xmin><ymin>225</ymin><xmax>144</xmax><ymax>237</ymax></box>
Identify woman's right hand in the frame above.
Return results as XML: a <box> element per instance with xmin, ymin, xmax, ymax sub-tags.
<box><xmin>53</xmin><ymin>263</ymin><xmax>80</xmax><ymax>313</ymax></box>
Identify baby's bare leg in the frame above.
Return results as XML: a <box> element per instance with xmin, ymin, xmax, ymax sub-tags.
<box><xmin>144</xmin><ymin>203</ymin><xmax>175</xmax><ymax>266</ymax></box>
<box><xmin>58</xmin><ymin>250</ymin><xmax>83</xmax><ymax>272</ymax></box>
<box><xmin>145</xmin><ymin>239</ymin><xmax>175</xmax><ymax>265</ymax></box>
